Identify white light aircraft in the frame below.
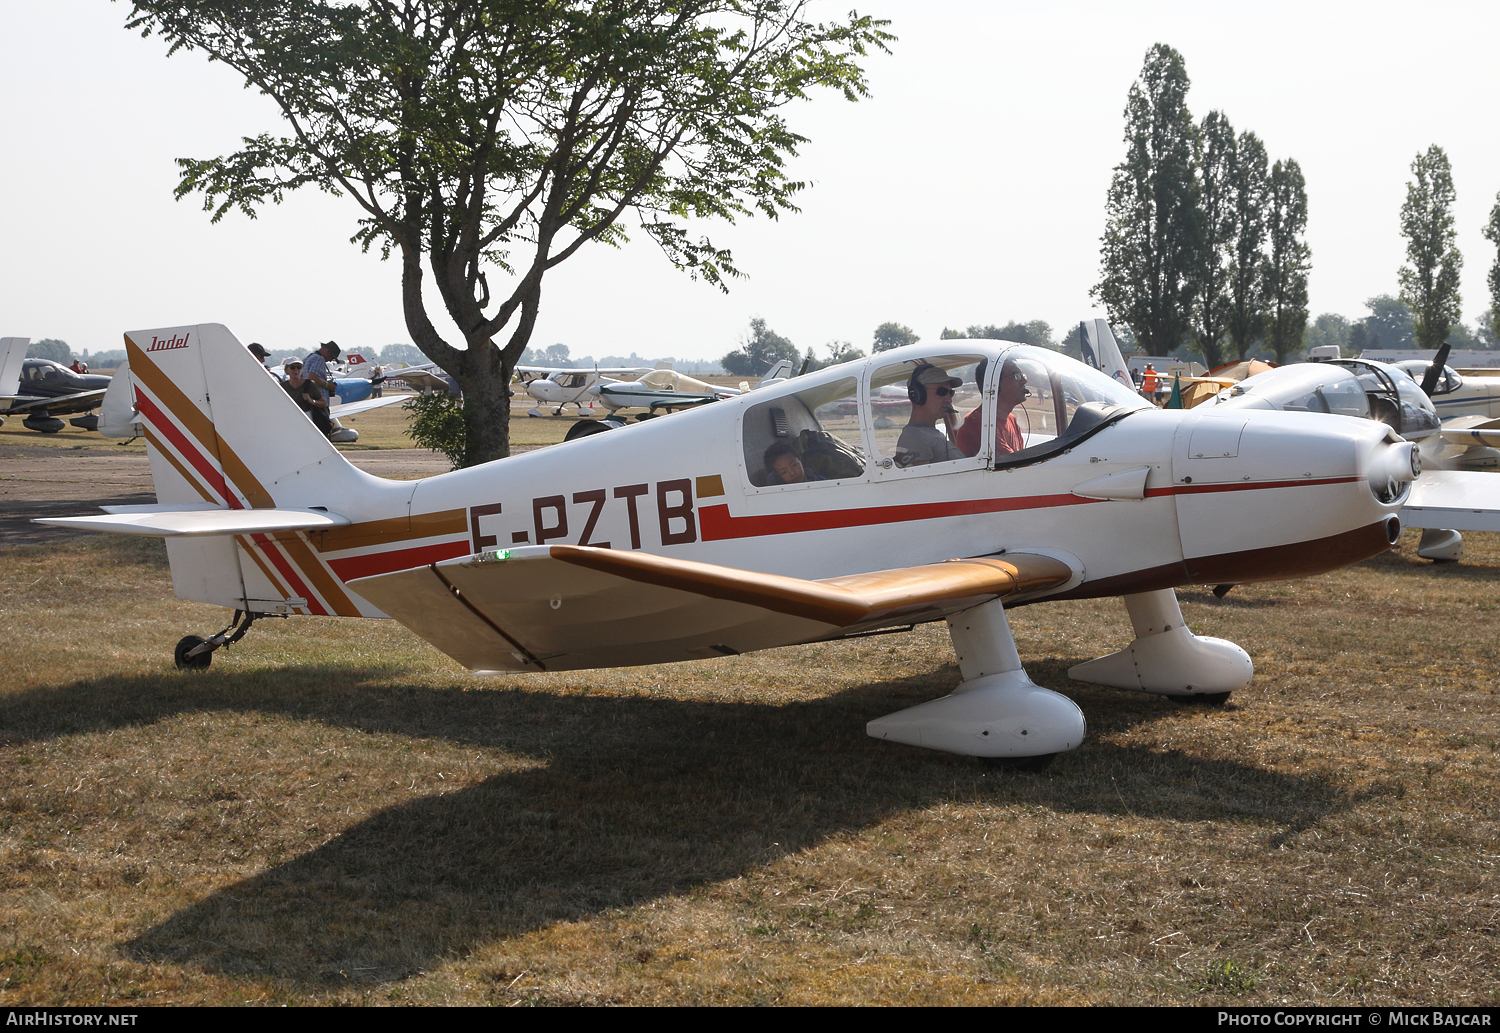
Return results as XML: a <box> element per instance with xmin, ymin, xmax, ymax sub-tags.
<box><xmin>593</xmin><ymin>360</ymin><xmax>794</xmax><ymax>414</ymax></box>
<box><xmin>1199</xmin><ymin>354</ymin><xmax>1500</xmax><ymax>562</ymax></box>
<box><xmin>520</xmin><ymin>366</ymin><xmax>653</xmax><ymax>416</ymax></box>
<box><xmin>41</xmin><ymin>324</ymin><xmax>1422</xmax><ymax>769</ymax></box>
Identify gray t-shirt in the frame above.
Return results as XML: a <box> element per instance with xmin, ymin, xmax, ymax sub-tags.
<box><xmin>895</xmin><ymin>423</ymin><xmax>965</xmax><ymax>467</ymax></box>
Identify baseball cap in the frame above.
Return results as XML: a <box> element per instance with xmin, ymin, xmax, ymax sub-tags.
<box><xmin>914</xmin><ymin>365</ymin><xmax>962</xmax><ymax>389</ymax></box>
<box><xmin>247</xmin><ymin>343</ymin><xmax>270</xmax><ymax>360</ymax></box>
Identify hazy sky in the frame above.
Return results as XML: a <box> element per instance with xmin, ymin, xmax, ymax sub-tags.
<box><xmin>4</xmin><ymin>1</ymin><xmax>1498</xmax><ymax>362</ymax></box>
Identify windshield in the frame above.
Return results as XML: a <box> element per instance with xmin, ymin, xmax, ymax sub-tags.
<box><xmin>983</xmin><ymin>345</ymin><xmax>1152</xmax><ymax>466</ymax></box>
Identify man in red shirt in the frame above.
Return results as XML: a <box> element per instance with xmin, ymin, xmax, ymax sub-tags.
<box><xmin>956</xmin><ymin>357</ymin><xmax>1028</xmax><ymax>458</ymax></box>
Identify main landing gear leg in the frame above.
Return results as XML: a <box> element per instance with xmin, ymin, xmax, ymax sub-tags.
<box><xmin>1416</xmin><ymin>528</ymin><xmax>1463</xmax><ymax>562</ymax></box>
<box><xmin>1067</xmin><ymin>588</ymin><xmax>1252</xmax><ymax>704</ymax></box>
<box><xmin>866</xmin><ymin>599</ymin><xmax>1087</xmax><ymax>769</ymax></box>
<box><xmin>174</xmin><ymin>610</ymin><xmax>284</xmax><ymax>670</ymax></box>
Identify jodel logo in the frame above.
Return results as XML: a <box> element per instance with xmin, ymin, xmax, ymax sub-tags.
<box><xmin>146</xmin><ymin>333</ymin><xmax>191</xmax><ymax>352</ymax></box>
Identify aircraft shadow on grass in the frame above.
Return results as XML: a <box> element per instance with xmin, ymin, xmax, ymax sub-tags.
<box><xmin>0</xmin><ymin>664</ymin><xmax>1364</xmax><ymax>988</ymax></box>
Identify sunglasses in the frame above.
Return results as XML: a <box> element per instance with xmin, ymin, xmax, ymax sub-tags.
<box><xmin>933</xmin><ymin>386</ymin><xmax>954</xmax><ymax>397</ymax></box>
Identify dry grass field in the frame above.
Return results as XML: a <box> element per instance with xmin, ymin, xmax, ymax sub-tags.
<box><xmin>0</xmin><ymin>517</ymin><xmax>1497</xmax><ymax>1006</ymax></box>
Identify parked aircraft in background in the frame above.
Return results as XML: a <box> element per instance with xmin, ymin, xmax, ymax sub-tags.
<box><xmin>43</xmin><ymin>323</ymin><xmax>1425</xmax><ymax>770</ymax></box>
<box><xmin>522</xmin><ymin>366</ymin><xmax>653</xmax><ymax>416</ymax></box>
<box><xmin>595</xmin><ymin>367</ymin><xmax>743</xmax><ymax>412</ymax></box>
<box><xmin>1199</xmin><ymin>355</ymin><xmax>1500</xmax><ymax>562</ymax></box>
<box><xmin>0</xmin><ymin>338</ymin><xmax>114</xmax><ymax>433</ymax></box>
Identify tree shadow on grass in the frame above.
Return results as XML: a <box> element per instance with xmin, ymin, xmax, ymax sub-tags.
<box><xmin>0</xmin><ymin>663</ymin><xmax>1353</xmax><ymax>988</ymax></box>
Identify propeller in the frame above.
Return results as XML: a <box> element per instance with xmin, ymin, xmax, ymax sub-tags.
<box><xmin>1420</xmin><ymin>342</ymin><xmax>1452</xmax><ymax>396</ymax></box>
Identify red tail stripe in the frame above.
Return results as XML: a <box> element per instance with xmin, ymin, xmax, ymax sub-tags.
<box><xmin>250</xmin><ymin>533</ymin><xmax>329</xmax><ymax>616</ymax></box>
<box><xmin>133</xmin><ymin>389</ymin><xmax>240</xmax><ymax>509</ymax></box>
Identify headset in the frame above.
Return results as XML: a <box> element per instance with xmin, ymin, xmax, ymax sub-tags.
<box><xmin>906</xmin><ymin>363</ymin><xmax>928</xmax><ymax>406</ymax></box>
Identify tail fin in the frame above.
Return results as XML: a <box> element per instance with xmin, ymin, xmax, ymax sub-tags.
<box><xmin>0</xmin><ymin>337</ymin><xmax>29</xmax><ymax>397</ymax></box>
<box><xmin>122</xmin><ymin>324</ymin><xmax>421</xmax><ymax>616</ymax></box>
<box><xmin>1079</xmin><ymin>319</ymin><xmax>1133</xmax><ymax>389</ymax></box>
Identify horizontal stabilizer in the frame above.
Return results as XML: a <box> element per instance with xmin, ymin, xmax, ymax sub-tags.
<box><xmin>1402</xmin><ymin>470</ymin><xmax>1500</xmax><ymax>532</ymax></box>
<box><xmin>34</xmin><ymin>506</ymin><xmax>352</xmax><ymax>537</ymax></box>
<box><xmin>349</xmin><ymin>544</ymin><xmax>1075</xmax><ymax>673</ymax></box>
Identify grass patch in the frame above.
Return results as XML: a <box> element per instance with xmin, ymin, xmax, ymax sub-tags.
<box><xmin>0</xmin><ymin>532</ymin><xmax>1497</xmax><ymax>1004</ymax></box>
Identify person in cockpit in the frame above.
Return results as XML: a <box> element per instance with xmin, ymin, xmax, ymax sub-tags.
<box><xmin>895</xmin><ymin>365</ymin><xmax>967</xmax><ymax>467</ymax></box>
<box><xmin>956</xmin><ymin>357</ymin><xmax>1027</xmax><ymax>458</ymax></box>
<box><xmin>764</xmin><ymin>440</ymin><xmax>824</xmax><ymax>484</ymax></box>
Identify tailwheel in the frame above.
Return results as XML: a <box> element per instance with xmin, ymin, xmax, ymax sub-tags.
<box><xmin>172</xmin><ymin>610</ymin><xmax>284</xmax><ymax>670</ymax></box>
<box><xmin>981</xmin><ymin>753</ymin><xmax>1055</xmax><ymax>773</ymax></box>
<box><xmin>174</xmin><ymin>635</ymin><xmax>212</xmax><ymax>670</ymax></box>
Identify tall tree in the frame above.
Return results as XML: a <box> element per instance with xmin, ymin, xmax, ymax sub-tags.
<box><xmin>1483</xmin><ymin>191</ymin><xmax>1500</xmax><ymax>341</ymax></box>
<box><xmin>871</xmin><ymin>322</ymin><xmax>919</xmax><ymax>352</ymax></box>
<box><xmin>1225</xmin><ymin>131</ymin><xmax>1269</xmax><ymax>360</ymax></box>
<box><xmin>25</xmin><ymin>339</ymin><xmax>72</xmax><ymax>364</ymax></box>
<box><xmin>721</xmin><ymin>317</ymin><xmax>798</xmax><ymax>376</ymax></box>
<box><xmin>1264</xmin><ymin>159</ymin><xmax>1310</xmax><ymax>363</ymax></box>
<box><xmin>1093</xmin><ymin>44</ymin><xmax>1202</xmax><ymax>355</ymax></box>
<box><xmin>1360</xmin><ymin>295</ymin><xmax>1415</xmax><ymax>351</ymax></box>
<box><xmin>1399</xmin><ymin>146</ymin><xmax>1463</xmax><ymax>351</ymax></box>
<box><xmin>1189</xmin><ymin>111</ymin><xmax>1236</xmax><ymax>368</ymax></box>
<box><xmin>126</xmin><ymin>1</ymin><xmax>890</xmax><ymax>464</ymax></box>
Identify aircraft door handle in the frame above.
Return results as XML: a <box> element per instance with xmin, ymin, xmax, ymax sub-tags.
<box><xmin>878</xmin><ymin>458</ymin><xmax>893</xmax><ymax>469</ymax></box>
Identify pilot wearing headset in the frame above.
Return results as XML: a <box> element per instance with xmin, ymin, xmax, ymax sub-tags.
<box><xmin>956</xmin><ymin>356</ymin><xmax>1028</xmax><ymax>457</ymax></box>
<box><xmin>895</xmin><ymin>363</ymin><xmax>967</xmax><ymax>467</ymax></box>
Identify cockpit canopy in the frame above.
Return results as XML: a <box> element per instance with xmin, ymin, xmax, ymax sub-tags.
<box><xmin>1204</xmin><ymin>359</ymin><xmax>1440</xmax><ymax>441</ymax></box>
<box><xmin>738</xmin><ymin>344</ymin><xmax>1150</xmax><ymax>488</ymax></box>
<box><xmin>1394</xmin><ymin>360</ymin><xmax>1461</xmax><ymax>395</ymax></box>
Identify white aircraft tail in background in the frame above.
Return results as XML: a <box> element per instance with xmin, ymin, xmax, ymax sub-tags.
<box><xmin>0</xmin><ymin>337</ymin><xmax>29</xmax><ymax>396</ymax></box>
<box><xmin>1077</xmin><ymin>319</ymin><xmax>1132</xmax><ymax>389</ymax></box>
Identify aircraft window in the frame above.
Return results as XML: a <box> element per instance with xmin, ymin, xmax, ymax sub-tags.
<box><xmin>742</xmin><ymin>377</ymin><xmax>865</xmax><ymax>487</ymax></box>
<box><xmin>1393</xmin><ymin>373</ymin><xmax>1441</xmax><ymax>438</ymax></box>
<box><xmin>1279</xmin><ymin>376</ymin><xmax>1368</xmax><ymax>418</ymax></box>
<box><xmin>1395</xmin><ymin>360</ymin><xmax>1461</xmax><ymax>395</ymax></box>
<box><xmin>869</xmin><ymin>354</ymin><xmax>984</xmax><ymax>468</ymax></box>
<box><xmin>982</xmin><ymin>346</ymin><xmax>1152</xmax><ymax>468</ymax></box>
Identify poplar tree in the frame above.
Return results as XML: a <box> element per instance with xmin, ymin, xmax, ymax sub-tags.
<box><xmin>1481</xmin><ymin>190</ymin><xmax>1500</xmax><ymax>341</ymax></box>
<box><xmin>1225</xmin><ymin>131</ymin><xmax>1269</xmax><ymax>361</ymax></box>
<box><xmin>1398</xmin><ymin>146</ymin><xmax>1463</xmax><ymax>350</ymax></box>
<box><xmin>1264</xmin><ymin>159</ymin><xmax>1310</xmax><ymax>363</ymax></box>
<box><xmin>1093</xmin><ymin>44</ymin><xmax>1202</xmax><ymax>355</ymax></box>
<box><xmin>1190</xmin><ymin>111</ymin><xmax>1237</xmax><ymax>368</ymax></box>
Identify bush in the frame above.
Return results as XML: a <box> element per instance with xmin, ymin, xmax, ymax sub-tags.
<box><xmin>403</xmin><ymin>392</ymin><xmax>471</xmax><ymax>470</ymax></box>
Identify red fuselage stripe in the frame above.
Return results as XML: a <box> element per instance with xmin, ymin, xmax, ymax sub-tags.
<box><xmin>699</xmin><ymin>493</ymin><xmax>1099</xmax><ymax>540</ymax></box>
<box><xmin>699</xmin><ymin>476</ymin><xmax>1364</xmax><ymax>541</ymax></box>
<box><xmin>1146</xmin><ymin>476</ymin><xmax>1359</xmax><ymax>497</ymax></box>
<box><xmin>134</xmin><ymin>390</ymin><xmax>240</xmax><ymax>508</ymax></box>
<box><xmin>327</xmin><ymin>540</ymin><xmax>471</xmax><ymax>581</ymax></box>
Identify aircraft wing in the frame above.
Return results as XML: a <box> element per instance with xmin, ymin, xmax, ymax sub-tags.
<box><xmin>1438</xmin><ymin>414</ymin><xmax>1500</xmax><ymax>449</ymax></box>
<box><xmin>2</xmin><ymin>388</ymin><xmax>109</xmax><ymax>415</ymax></box>
<box><xmin>1402</xmin><ymin>469</ymin><xmax>1500</xmax><ymax>532</ymax></box>
<box><xmin>35</xmin><ymin>504</ymin><xmax>352</xmax><ymax>537</ymax></box>
<box><xmin>386</xmin><ymin>368</ymin><xmax>452</xmax><ymax>392</ymax></box>
<box><xmin>329</xmin><ymin>394</ymin><xmax>410</xmax><ymax>418</ymax></box>
<box><xmin>348</xmin><ymin>545</ymin><xmax>1075</xmax><ymax>673</ymax></box>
